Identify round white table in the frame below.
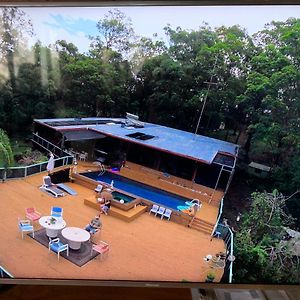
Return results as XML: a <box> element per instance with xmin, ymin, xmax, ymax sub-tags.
<box><xmin>61</xmin><ymin>227</ymin><xmax>91</xmax><ymax>250</ymax></box>
<box><xmin>39</xmin><ymin>216</ymin><xmax>66</xmax><ymax>238</ymax></box>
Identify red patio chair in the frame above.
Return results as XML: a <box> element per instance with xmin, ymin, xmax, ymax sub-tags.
<box><xmin>91</xmin><ymin>241</ymin><xmax>109</xmax><ymax>261</ymax></box>
<box><xmin>25</xmin><ymin>207</ymin><xmax>42</xmax><ymax>223</ymax></box>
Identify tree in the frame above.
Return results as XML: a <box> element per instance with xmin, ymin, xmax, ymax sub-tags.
<box><xmin>0</xmin><ymin>7</ymin><xmax>33</xmax><ymax>91</ymax></box>
<box><xmin>90</xmin><ymin>9</ymin><xmax>135</xmax><ymax>55</ymax></box>
<box><xmin>0</xmin><ymin>128</ymin><xmax>13</xmax><ymax>167</ymax></box>
<box><xmin>234</xmin><ymin>190</ymin><xmax>300</xmax><ymax>284</ymax></box>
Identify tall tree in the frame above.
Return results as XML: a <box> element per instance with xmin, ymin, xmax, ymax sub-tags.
<box><xmin>90</xmin><ymin>9</ymin><xmax>136</xmax><ymax>55</ymax></box>
<box><xmin>0</xmin><ymin>7</ymin><xmax>33</xmax><ymax>91</ymax></box>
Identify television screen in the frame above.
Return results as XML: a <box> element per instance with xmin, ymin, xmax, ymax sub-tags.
<box><xmin>0</xmin><ymin>3</ymin><xmax>300</xmax><ymax>287</ymax></box>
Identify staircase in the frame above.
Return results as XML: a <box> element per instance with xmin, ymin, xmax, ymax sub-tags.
<box><xmin>188</xmin><ymin>217</ymin><xmax>214</xmax><ymax>235</ymax></box>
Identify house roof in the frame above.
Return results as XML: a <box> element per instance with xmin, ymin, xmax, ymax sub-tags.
<box><xmin>248</xmin><ymin>162</ymin><xmax>271</xmax><ymax>172</ymax></box>
<box><xmin>34</xmin><ymin>117</ymin><xmax>239</xmax><ymax>165</ymax></box>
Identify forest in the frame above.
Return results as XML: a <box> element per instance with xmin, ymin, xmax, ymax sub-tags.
<box><xmin>0</xmin><ymin>7</ymin><xmax>300</xmax><ymax>283</ymax></box>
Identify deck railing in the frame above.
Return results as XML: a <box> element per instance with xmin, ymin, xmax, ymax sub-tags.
<box><xmin>0</xmin><ymin>265</ymin><xmax>13</xmax><ymax>278</ymax></box>
<box><xmin>214</xmin><ymin>223</ymin><xmax>234</xmax><ymax>283</ymax></box>
<box><xmin>211</xmin><ymin>197</ymin><xmax>224</xmax><ymax>236</ymax></box>
<box><xmin>31</xmin><ymin>132</ymin><xmax>71</xmax><ymax>158</ymax></box>
<box><xmin>0</xmin><ymin>133</ymin><xmax>74</xmax><ymax>180</ymax></box>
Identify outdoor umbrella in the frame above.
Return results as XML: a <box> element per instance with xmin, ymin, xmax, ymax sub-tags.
<box><xmin>46</xmin><ymin>153</ymin><xmax>55</xmax><ymax>173</ymax></box>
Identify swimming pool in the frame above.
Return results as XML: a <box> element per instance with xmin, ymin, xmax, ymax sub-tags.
<box><xmin>81</xmin><ymin>171</ymin><xmax>190</xmax><ymax>210</ymax></box>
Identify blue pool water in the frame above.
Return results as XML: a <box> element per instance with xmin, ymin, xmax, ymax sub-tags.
<box><xmin>81</xmin><ymin>171</ymin><xmax>190</xmax><ymax>210</ymax></box>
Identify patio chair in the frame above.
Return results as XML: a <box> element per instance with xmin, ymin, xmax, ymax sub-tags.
<box><xmin>41</xmin><ymin>176</ymin><xmax>64</xmax><ymax>198</ymax></box>
<box><xmin>161</xmin><ymin>208</ymin><xmax>172</xmax><ymax>221</ymax></box>
<box><xmin>18</xmin><ymin>218</ymin><xmax>34</xmax><ymax>239</ymax></box>
<box><xmin>25</xmin><ymin>207</ymin><xmax>42</xmax><ymax>223</ymax></box>
<box><xmin>91</xmin><ymin>241</ymin><xmax>109</xmax><ymax>261</ymax></box>
<box><xmin>48</xmin><ymin>238</ymin><xmax>69</xmax><ymax>261</ymax></box>
<box><xmin>51</xmin><ymin>206</ymin><xmax>63</xmax><ymax>219</ymax></box>
<box><xmin>155</xmin><ymin>206</ymin><xmax>166</xmax><ymax>217</ymax></box>
<box><xmin>95</xmin><ymin>184</ymin><xmax>103</xmax><ymax>193</ymax></box>
<box><xmin>79</xmin><ymin>152</ymin><xmax>88</xmax><ymax>161</ymax></box>
<box><xmin>149</xmin><ymin>204</ymin><xmax>159</xmax><ymax>215</ymax></box>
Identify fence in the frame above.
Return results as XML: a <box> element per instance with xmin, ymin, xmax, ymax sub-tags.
<box><xmin>0</xmin><ymin>133</ymin><xmax>74</xmax><ymax>180</ymax></box>
<box><xmin>214</xmin><ymin>223</ymin><xmax>234</xmax><ymax>283</ymax></box>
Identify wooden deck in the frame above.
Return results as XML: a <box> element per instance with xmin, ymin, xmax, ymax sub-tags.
<box><xmin>0</xmin><ymin>168</ymin><xmax>226</xmax><ymax>283</ymax></box>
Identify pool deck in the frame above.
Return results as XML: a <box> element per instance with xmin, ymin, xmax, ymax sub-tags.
<box><xmin>0</xmin><ymin>167</ymin><xmax>226</xmax><ymax>283</ymax></box>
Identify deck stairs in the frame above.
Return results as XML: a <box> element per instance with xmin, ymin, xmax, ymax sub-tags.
<box><xmin>188</xmin><ymin>217</ymin><xmax>214</xmax><ymax>235</ymax></box>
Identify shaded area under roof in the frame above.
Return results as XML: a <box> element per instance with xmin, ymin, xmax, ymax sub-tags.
<box><xmin>35</xmin><ymin>118</ymin><xmax>239</xmax><ymax>164</ymax></box>
<box><xmin>62</xmin><ymin>130</ymin><xmax>105</xmax><ymax>141</ymax></box>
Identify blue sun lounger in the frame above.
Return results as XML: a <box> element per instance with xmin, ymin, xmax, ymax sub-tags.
<box><xmin>57</xmin><ymin>183</ymin><xmax>77</xmax><ymax>196</ymax></box>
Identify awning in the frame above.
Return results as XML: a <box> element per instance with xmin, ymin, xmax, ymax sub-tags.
<box><xmin>61</xmin><ymin>130</ymin><xmax>106</xmax><ymax>141</ymax></box>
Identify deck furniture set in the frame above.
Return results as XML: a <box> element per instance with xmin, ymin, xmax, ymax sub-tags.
<box><xmin>18</xmin><ymin>206</ymin><xmax>109</xmax><ymax>262</ymax></box>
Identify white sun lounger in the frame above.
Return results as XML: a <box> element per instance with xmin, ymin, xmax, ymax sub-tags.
<box><xmin>57</xmin><ymin>183</ymin><xmax>77</xmax><ymax>195</ymax></box>
<box><xmin>41</xmin><ymin>176</ymin><xmax>64</xmax><ymax>198</ymax></box>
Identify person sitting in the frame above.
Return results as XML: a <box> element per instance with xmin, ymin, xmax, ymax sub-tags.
<box><xmin>100</xmin><ymin>199</ymin><xmax>111</xmax><ymax>215</ymax></box>
<box><xmin>85</xmin><ymin>215</ymin><xmax>102</xmax><ymax>234</ymax></box>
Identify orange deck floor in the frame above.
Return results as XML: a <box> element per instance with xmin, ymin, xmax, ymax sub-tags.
<box><xmin>0</xmin><ymin>170</ymin><xmax>226</xmax><ymax>283</ymax></box>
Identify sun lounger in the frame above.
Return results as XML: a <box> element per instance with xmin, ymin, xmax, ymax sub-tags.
<box><xmin>57</xmin><ymin>183</ymin><xmax>77</xmax><ymax>195</ymax></box>
<box><xmin>41</xmin><ymin>176</ymin><xmax>64</xmax><ymax>198</ymax></box>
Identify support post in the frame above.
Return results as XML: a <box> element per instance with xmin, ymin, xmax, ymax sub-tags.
<box><xmin>209</xmin><ymin>165</ymin><xmax>224</xmax><ymax>204</ymax></box>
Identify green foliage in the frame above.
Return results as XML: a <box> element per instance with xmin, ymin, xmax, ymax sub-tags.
<box><xmin>234</xmin><ymin>191</ymin><xmax>300</xmax><ymax>284</ymax></box>
<box><xmin>0</xmin><ymin>128</ymin><xmax>13</xmax><ymax>167</ymax></box>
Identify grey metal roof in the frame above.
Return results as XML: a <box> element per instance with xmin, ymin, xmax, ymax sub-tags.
<box><xmin>62</xmin><ymin>130</ymin><xmax>105</xmax><ymax>141</ymax></box>
<box><xmin>35</xmin><ymin>118</ymin><xmax>239</xmax><ymax>164</ymax></box>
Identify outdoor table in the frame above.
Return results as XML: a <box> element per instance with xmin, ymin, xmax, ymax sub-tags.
<box><xmin>61</xmin><ymin>227</ymin><xmax>91</xmax><ymax>250</ymax></box>
<box><xmin>39</xmin><ymin>216</ymin><xmax>66</xmax><ymax>238</ymax></box>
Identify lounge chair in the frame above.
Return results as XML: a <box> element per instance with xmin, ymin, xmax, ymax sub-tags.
<box><xmin>149</xmin><ymin>204</ymin><xmax>159</xmax><ymax>215</ymax></box>
<box><xmin>161</xmin><ymin>208</ymin><xmax>172</xmax><ymax>220</ymax></box>
<box><xmin>155</xmin><ymin>206</ymin><xmax>166</xmax><ymax>217</ymax></box>
<box><xmin>41</xmin><ymin>176</ymin><xmax>64</xmax><ymax>198</ymax></box>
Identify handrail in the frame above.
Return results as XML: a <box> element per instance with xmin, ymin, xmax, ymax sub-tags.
<box><xmin>0</xmin><ymin>265</ymin><xmax>13</xmax><ymax>278</ymax></box>
<box><xmin>216</xmin><ymin>223</ymin><xmax>234</xmax><ymax>283</ymax></box>
<box><xmin>0</xmin><ymin>133</ymin><xmax>74</xmax><ymax>180</ymax></box>
<box><xmin>32</xmin><ymin>132</ymin><xmax>70</xmax><ymax>157</ymax></box>
<box><xmin>211</xmin><ymin>197</ymin><xmax>224</xmax><ymax>236</ymax></box>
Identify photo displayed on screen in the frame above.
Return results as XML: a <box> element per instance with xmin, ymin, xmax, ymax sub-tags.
<box><xmin>0</xmin><ymin>5</ymin><xmax>299</xmax><ymax>285</ymax></box>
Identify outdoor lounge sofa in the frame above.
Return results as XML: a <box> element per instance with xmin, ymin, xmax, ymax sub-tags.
<box><xmin>41</xmin><ymin>176</ymin><xmax>64</xmax><ymax>198</ymax></box>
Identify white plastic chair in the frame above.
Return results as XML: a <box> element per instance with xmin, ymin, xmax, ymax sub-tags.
<box><xmin>155</xmin><ymin>206</ymin><xmax>166</xmax><ymax>217</ymax></box>
<box><xmin>161</xmin><ymin>208</ymin><xmax>172</xmax><ymax>220</ymax></box>
<box><xmin>149</xmin><ymin>204</ymin><xmax>159</xmax><ymax>215</ymax></box>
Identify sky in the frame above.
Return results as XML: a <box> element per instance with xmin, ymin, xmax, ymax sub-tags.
<box><xmin>20</xmin><ymin>6</ymin><xmax>300</xmax><ymax>53</ymax></box>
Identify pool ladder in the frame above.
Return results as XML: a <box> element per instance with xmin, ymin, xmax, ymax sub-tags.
<box><xmin>98</xmin><ymin>163</ymin><xmax>106</xmax><ymax>176</ymax></box>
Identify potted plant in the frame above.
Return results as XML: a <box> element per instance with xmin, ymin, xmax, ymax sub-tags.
<box><xmin>50</xmin><ymin>217</ymin><xmax>56</xmax><ymax>224</ymax></box>
<box><xmin>206</xmin><ymin>271</ymin><xmax>215</xmax><ymax>283</ymax></box>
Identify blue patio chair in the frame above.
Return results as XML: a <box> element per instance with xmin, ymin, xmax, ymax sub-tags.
<box><xmin>48</xmin><ymin>238</ymin><xmax>69</xmax><ymax>261</ymax></box>
<box><xmin>51</xmin><ymin>206</ymin><xmax>63</xmax><ymax>218</ymax></box>
<box><xmin>18</xmin><ymin>218</ymin><xmax>34</xmax><ymax>239</ymax></box>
